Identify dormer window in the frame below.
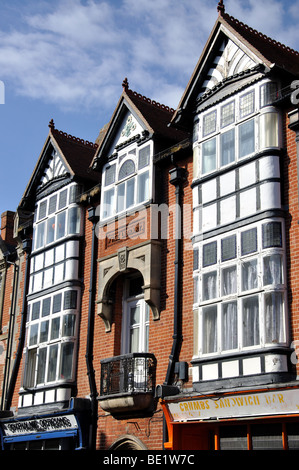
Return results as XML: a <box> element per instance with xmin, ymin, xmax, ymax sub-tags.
<box><xmin>194</xmin><ymin>81</ymin><xmax>280</xmax><ymax>178</ymax></box>
<box><xmin>101</xmin><ymin>143</ymin><xmax>152</xmax><ymax>220</ymax></box>
<box><xmin>33</xmin><ymin>184</ymin><xmax>81</xmax><ymax>252</ymax></box>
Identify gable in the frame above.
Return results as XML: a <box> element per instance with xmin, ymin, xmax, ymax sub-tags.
<box><xmin>93</xmin><ymin>95</ymin><xmax>151</xmax><ymax>168</ymax></box>
<box><xmin>108</xmin><ymin>108</ymin><xmax>146</xmax><ymax>154</ymax></box>
<box><xmin>199</xmin><ymin>37</ymin><xmax>257</xmax><ymax>98</ymax></box>
<box><xmin>36</xmin><ymin>146</ymin><xmax>69</xmax><ymax>192</ymax></box>
<box><xmin>171</xmin><ymin>15</ymin><xmax>273</xmax><ymax>129</ymax></box>
<box><xmin>92</xmin><ymin>82</ymin><xmax>188</xmax><ymax>171</ymax></box>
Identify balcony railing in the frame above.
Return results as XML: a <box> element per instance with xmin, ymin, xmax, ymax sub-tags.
<box><xmin>100</xmin><ymin>353</ymin><xmax>156</xmax><ymax>395</ymax></box>
<box><xmin>99</xmin><ymin>353</ymin><xmax>157</xmax><ymax>415</ymax></box>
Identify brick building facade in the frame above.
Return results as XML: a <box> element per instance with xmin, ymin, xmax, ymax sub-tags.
<box><xmin>1</xmin><ymin>1</ymin><xmax>299</xmax><ymax>450</ymax></box>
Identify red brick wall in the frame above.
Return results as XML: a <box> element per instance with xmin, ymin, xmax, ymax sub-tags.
<box><xmin>92</xmin><ymin>153</ymin><xmax>194</xmax><ymax>450</ymax></box>
<box><xmin>3</xmin><ymin>250</ymin><xmax>28</xmax><ymax>410</ymax></box>
<box><xmin>2</xmin><ymin>152</ymin><xmax>194</xmax><ymax>451</ymax></box>
<box><xmin>283</xmin><ymin>109</ymin><xmax>299</xmax><ymax>376</ymax></box>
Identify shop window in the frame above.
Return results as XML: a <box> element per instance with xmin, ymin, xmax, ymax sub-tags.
<box><xmin>209</xmin><ymin>421</ymin><xmax>299</xmax><ymax>450</ymax></box>
<box><xmin>287</xmin><ymin>423</ymin><xmax>299</xmax><ymax>449</ymax></box>
<box><xmin>219</xmin><ymin>425</ymin><xmax>248</xmax><ymax>450</ymax></box>
<box><xmin>251</xmin><ymin>423</ymin><xmax>283</xmax><ymax>450</ymax></box>
<box><xmin>9</xmin><ymin>437</ymin><xmax>75</xmax><ymax>450</ymax></box>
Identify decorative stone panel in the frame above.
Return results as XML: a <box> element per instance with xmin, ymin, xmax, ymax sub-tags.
<box><xmin>97</xmin><ymin>240</ymin><xmax>161</xmax><ymax>331</ymax></box>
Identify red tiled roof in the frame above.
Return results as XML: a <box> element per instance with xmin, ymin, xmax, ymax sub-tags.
<box><xmin>171</xmin><ymin>8</ymin><xmax>299</xmax><ymax>128</ymax></box>
<box><xmin>222</xmin><ymin>13</ymin><xmax>299</xmax><ymax>76</ymax></box>
<box><xmin>50</xmin><ymin>125</ymin><xmax>99</xmax><ymax>182</ymax></box>
<box><xmin>91</xmin><ymin>82</ymin><xmax>190</xmax><ymax>169</ymax></box>
<box><xmin>125</xmin><ymin>88</ymin><xmax>189</xmax><ymax>142</ymax></box>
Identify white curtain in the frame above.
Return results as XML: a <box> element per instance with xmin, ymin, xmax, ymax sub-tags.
<box><xmin>203</xmin><ymin>306</ymin><xmax>217</xmax><ymax>353</ymax></box>
<box><xmin>203</xmin><ymin>271</ymin><xmax>217</xmax><ymax>300</ymax></box>
<box><xmin>265</xmin><ymin>292</ymin><xmax>284</xmax><ymax>344</ymax></box>
<box><xmin>243</xmin><ymin>296</ymin><xmax>259</xmax><ymax>346</ymax></box>
<box><xmin>222</xmin><ymin>302</ymin><xmax>238</xmax><ymax>350</ymax></box>
<box><xmin>222</xmin><ymin>266</ymin><xmax>237</xmax><ymax>295</ymax></box>
<box><xmin>263</xmin><ymin>254</ymin><xmax>282</xmax><ymax>285</ymax></box>
<box><xmin>242</xmin><ymin>259</ymin><xmax>258</xmax><ymax>291</ymax></box>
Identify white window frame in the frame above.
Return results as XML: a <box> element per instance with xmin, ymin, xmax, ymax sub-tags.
<box><xmin>33</xmin><ymin>183</ymin><xmax>82</xmax><ymax>252</ymax></box>
<box><xmin>29</xmin><ymin>240</ymin><xmax>80</xmax><ymax>294</ymax></box>
<box><xmin>193</xmin><ymin>219</ymin><xmax>287</xmax><ymax>357</ymax></box>
<box><xmin>101</xmin><ymin>141</ymin><xmax>153</xmax><ymax>221</ymax></box>
<box><xmin>194</xmin><ymin>80</ymin><xmax>280</xmax><ymax>178</ymax></box>
<box><xmin>23</xmin><ymin>288</ymin><xmax>79</xmax><ymax>388</ymax></box>
<box><xmin>121</xmin><ymin>279</ymin><xmax>150</xmax><ymax>355</ymax></box>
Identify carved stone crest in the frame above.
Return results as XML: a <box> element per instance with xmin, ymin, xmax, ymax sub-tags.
<box><xmin>118</xmin><ymin>247</ymin><xmax>128</xmax><ymax>272</ymax></box>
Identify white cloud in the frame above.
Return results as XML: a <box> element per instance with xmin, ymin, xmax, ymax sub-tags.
<box><xmin>0</xmin><ymin>0</ymin><xmax>298</xmax><ymax>113</ymax></box>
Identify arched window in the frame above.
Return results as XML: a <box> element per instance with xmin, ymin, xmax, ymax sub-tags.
<box><xmin>118</xmin><ymin>159</ymin><xmax>135</xmax><ymax>180</ymax></box>
<box><xmin>101</xmin><ymin>144</ymin><xmax>151</xmax><ymax>219</ymax></box>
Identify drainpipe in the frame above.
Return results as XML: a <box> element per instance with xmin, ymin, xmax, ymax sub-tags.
<box><xmin>164</xmin><ymin>166</ymin><xmax>187</xmax><ymax>385</ymax></box>
<box><xmin>0</xmin><ymin>261</ymin><xmax>8</xmax><ymax>334</ymax></box>
<box><xmin>86</xmin><ymin>206</ymin><xmax>99</xmax><ymax>450</ymax></box>
<box><xmin>1</xmin><ymin>255</ymin><xmax>18</xmax><ymax>410</ymax></box>
<box><xmin>5</xmin><ymin>239</ymin><xmax>31</xmax><ymax>411</ymax></box>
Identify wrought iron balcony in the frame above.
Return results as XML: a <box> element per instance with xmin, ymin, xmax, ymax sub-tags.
<box><xmin>99</xmin><ymin>353</ymin><xmax>157</xmax><ymax>416</ymax></box>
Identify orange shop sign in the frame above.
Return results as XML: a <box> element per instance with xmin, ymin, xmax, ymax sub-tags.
<box><xmin>167</xmin><ymin>388</ymin><xmax>299</xmax><ymax>422</ymax></box>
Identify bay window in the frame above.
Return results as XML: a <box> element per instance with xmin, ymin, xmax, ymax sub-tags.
<box><xmin>202</xmin><ymin>138</ymin><xmax>216</xmax><ymax>173</ymax></box>
<box><xmin>220</xmin><ymin>129</ymin><xmax>235</xmax><ymax>166</ymax></box>
<box><xmin>194</xmin><ymin>219</ymin><xmax>287</xmax><ymax>356</ymax></box>
<box><xmin>33</xmin><ymin>184</ymin><xmax>81</xmax><ymax>251</ymax></box>
<box><xmin>202</xmin><ymin>306</ymin><xmax>217</xmax><ymax>354</ymax></box>
<box><xmin>101</xmin><ymin>143</ymin><xmax>152</xmax><ymax>220</ymax></box>
<box><xmin>195</xmin><ymin>81</ymin><xmax>280</xmax><ymax>177</ymax></box>
<box><xmin>242</xmin><ymin>296</ymin><xmax>259</xmax><ymax>347</ymax></box>
<box><xmin>222</xmin><ymin>301</ymin><xmax>238</xmax><ymax>351</ymax></box>
<box><xmin>239</xmin><ymin>119</ymin><xmax>255</xmax><ymax>158</ymax></box>
<box><xmin>29</xmin><ymin>240</ymin><xmax>79</xmax><ymax>294</ymax></box>
<box><xmin>23</xmin><ymin>288</ymin><xmax>79</xmax><ymax>388</ymax></box>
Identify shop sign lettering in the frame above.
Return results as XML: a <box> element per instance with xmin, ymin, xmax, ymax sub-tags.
<box><xmin>168</xmin><ymin>389</ymin><xmax>299</xmax><ymax>422</ymax></box>
<box><xmin>3</xmin><ymin>414</ymin><xmax>78</xmax><ymax>436</ymax></box>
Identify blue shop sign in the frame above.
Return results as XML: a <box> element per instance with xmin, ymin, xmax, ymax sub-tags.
<box><xmin>0</xmin><ymin>413</ymin><xmax>84</xmax><ymax>449</ymax></box>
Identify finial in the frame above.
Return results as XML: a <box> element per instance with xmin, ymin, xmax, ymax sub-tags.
<box><xmin>122</xmin><ymin>77</ymin><xmax>129</xmax><ymax>91</ymax></box>
<box><xmin>48</xmin><ymin>118</ymin><xmax>55</xmax><ymax>131</ymax></box>
<box><xmin>217</xmin><ymin>0</ymin><xmax>225</xmax><ymax>16</ymax></box>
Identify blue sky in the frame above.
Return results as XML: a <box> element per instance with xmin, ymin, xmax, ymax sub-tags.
<box><xmin>1</xmin><ymin>0</ymin><xmax>299</xmax><ymax>217</ymax></box>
